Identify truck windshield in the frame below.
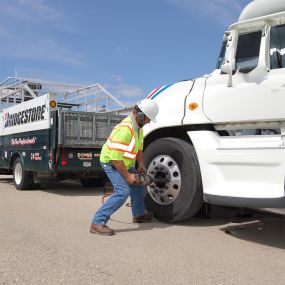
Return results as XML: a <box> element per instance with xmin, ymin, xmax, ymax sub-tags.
<box><xmin>235</xmin><ymin>31</ymin><xmax>262</xmax><ymax>72</ymax></box>
<box><xmin>216</xmin><ymin>41</ymin><xmax>227</xmax><ymax>69</ymax></box>
<box><xmin>270</xmin><ymin>24</ymin><xmax>285</xmax><ymax>69</ymax></box>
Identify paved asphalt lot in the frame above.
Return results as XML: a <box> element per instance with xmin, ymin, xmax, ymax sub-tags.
<box><xmin>0</xmin><ymin>175</ymin><xmax>284</xmax><ymax>285</ymax></box>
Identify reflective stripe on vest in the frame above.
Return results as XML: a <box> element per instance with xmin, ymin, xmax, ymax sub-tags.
<box><xmin>106</xmin><ymin>121</ymin><xmax>137</xmax><ymax>160</ymax></box>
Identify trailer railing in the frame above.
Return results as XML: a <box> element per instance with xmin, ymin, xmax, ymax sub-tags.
<box><xmin>58</xmin><ymin>110</ymin><xmax>124</xmax><ymax>147</ymax></box>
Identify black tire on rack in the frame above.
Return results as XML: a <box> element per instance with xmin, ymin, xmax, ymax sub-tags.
<box><xmin>144</xmin><ymin>137</ymin><xmax>203</xmax><ymax>222</ymax></box>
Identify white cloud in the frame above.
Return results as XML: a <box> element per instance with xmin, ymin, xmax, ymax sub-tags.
<box><xmin>17</xmin><ymin>0</ymin><xmax>56</xmax><ymax>14</ymax></box>
<box><xmin>113</xmin><ymin>84</ymin><xmax>144</xmax><ymax>100</ymax></box>
<box><xmin>0</xmin><ymin>36</ymin><xmax>85</xmax><ymax>66</ymax></box>
<box><xmin>0</xmin><ymin>25</ymin><xmax>11</xmax><ymax>38</ymax></box>
<box><xmin>102</xmin><ymin>76</ymin><xmax>145</xmax><ymax>105</ymax></box>
<box><xmin>113</xmin><ymin>75</ymin><xmax>124</xmax><ymax>83</ymax></box>
<box><xmin>0</xmin><ymin>0</ymin><xmax>71</xmax><ymax>30</ymax></box>
<box><xmin>116</xmin><ymin>46</ymin><xmax>129</xmax><ymax>54</ymax></box>
<box><xmin>0</xmin><ymin>1</ymin><xmax>81</xmax><ymax>66</ymax></box>
<box><xmin>1</xmin><ymin>0</ymin><xmax>53</xmax><ymax>20</ymax></box>
<box><xmin>162</xmin><ymin>0</ymin><xmax>248</xmax><ymax>25</ymax></box>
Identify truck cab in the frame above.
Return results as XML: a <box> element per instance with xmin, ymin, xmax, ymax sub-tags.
<box><xmin>142</xmin><ymin>0</ymin><xmax>285</xmax><ymax>222</ymax></box>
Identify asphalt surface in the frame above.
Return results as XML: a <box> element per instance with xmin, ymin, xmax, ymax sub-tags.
<box><xmin>0</xmin><ymin>175</ymin><xmax>284</xmax><ymax>285</ymax></box>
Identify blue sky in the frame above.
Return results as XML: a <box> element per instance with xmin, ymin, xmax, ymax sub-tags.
<box><xmin>0</xmin><ymin>0</ymin><xmax>251</xmax><ymax>105</ymax></box>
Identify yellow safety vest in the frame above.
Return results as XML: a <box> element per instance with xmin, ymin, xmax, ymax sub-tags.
<box><xmin>100</xmin><ymin>116</ymin><xmax>143</xmax><ymax>169</ymax></box>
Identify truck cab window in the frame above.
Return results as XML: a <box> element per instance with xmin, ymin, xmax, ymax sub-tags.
<box><xmin>270</xmin><ymin>24</ymin><xmax>285</xmax><ymax>69</ymax></box>
<box><xmin>216</xmin><ymin>40</ymin><xmax>227</xmax><ymax>69</ymax></box>
<box><xmin>235</xmin><ymin>31</ymin><xmax>262</xmax><ymax>73</ymax></box>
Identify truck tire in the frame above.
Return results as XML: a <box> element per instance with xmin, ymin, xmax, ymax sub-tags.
<box><xmin>13</xmin><ymin>157</ymin><xmax>33</xmax><ymax>190</ymax></box>
<box><xmin>144</xmin><ymin>138</ymin><xmax>203</xmax><ymax>222</ymax></box>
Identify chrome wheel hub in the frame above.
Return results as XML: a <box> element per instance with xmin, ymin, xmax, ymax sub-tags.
<box><xmin>147</xmin><ymin>155</ymin><xmax>181</xmax><ymax>205</ymax></box>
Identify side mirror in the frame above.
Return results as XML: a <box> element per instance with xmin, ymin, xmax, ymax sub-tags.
<box><xmin>221</xmin><ymin>61</ymin><xmax>233</xmax><ymax>87</ymax></box>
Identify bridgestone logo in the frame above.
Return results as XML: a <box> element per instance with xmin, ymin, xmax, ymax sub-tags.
<box><xmin>4</xmin><ymin>105</ymin><xmax>46</xmax><ymax>128</ymax></box>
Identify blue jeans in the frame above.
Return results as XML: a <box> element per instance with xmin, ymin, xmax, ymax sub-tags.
<box><xmin>92</xmin><ymin>163</ymin><xmax>145</xmax><ymax>225</ymax></box>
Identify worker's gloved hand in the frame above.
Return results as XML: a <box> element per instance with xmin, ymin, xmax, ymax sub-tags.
<box><xmin>126</xmin><ymin>173</ymin><xmax>138</xmax><ymax>185</ymax></box>
<box><xmin>132</xmin><ymin>173</ymin><xmax>153</xmax><ymax>186</ymax></box>
<box><xmin>137</xmin><ymin>163</ymin><xmax>146</xmax><ymax>174</ymax></box>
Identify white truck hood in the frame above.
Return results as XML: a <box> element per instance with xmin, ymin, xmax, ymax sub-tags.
<box><xmin>143</xmin><ymin>80</ymin><xmax>194</xmax><ymax>137</ymax></box>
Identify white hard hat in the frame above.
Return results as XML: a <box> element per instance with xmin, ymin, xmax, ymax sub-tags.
<box><xmin>137</xmin><ymin>99</ymin><xmax>159</xmax><ymax>123</ymax></box>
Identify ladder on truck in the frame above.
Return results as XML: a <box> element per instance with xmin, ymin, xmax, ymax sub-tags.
<box><xmin>0</xmin><ymin>77</ymin><xmax>128</xmax><ymax>113</ymax></box>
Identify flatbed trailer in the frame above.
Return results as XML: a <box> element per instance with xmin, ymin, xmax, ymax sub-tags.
<box><xmin>0</xmin><ymin>93</ymin><xmax>124</xmax><ymax>189</ymax></box>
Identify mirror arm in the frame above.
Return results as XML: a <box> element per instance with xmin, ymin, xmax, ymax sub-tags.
<box><xmin>227</xmin><ymin>68</ymin><xmax>233</xmax><ymax>87</ymax></box>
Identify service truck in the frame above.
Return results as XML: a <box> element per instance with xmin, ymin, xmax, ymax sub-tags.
<box><xmin>143</xmin><ymin>0</ymin><xmax>285</xmax><ymax>222</ymax></box>
<box><xmin>0</xmin><ymin>93</ymin><xmax>123</xmax><ymax>190</ymax></box>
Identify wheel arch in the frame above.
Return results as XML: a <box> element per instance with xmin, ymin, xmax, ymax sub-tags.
<box><xmin>10</xmin><ymin>152</ymin><xmax>22</xmax><ymax>169</ymax></box>
<box><xmin>144</xmin><ymin>124</ymin><xmax>214</xmax><ymax>150</ymax></box>
<box><xmin>143</xmin><ymin>125</ymin><xmax>212</xmax><ymax>209</ymax></box>
<box><xmin>144</xmin><ymin>126</ymin><xmax>192</xmax><ymax>150</ymax></box>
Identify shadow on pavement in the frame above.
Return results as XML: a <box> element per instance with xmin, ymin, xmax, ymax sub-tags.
<box><xmin>171</xmin><ymin>205</ymin><xmax>285</xmax><ymax>249</ymax></box>
<box><xmin>220</xmin><ymin>211</ymin><xmax>285</xmax><ymax>249</ymax></box>
<box><xmin>174</xmin><ymin>205</ymin><xmax>243</xmax><ymax>227</ymax></box>
<box><xmin>0</xmin><ymin>177</ymin><xmax>14</xmax><ymax>186</ymax></box>
<box><xmin>114</xmin><ymin>221</ymin><xmax>170</xmax><ymax>233</ymax></box>
<box><xmin>39</xmin><ymin>180</ymin><xmax>104</xmax><ymax>197</ymax></box>
<box><xmin>2</xmin><ymin>175</ymin><xmax>284</xmax><ymax>247</ymax></box>
<box><xmin>0</xmin><ymin>176</ymin><xmax>104</xmax><ymax>196</ymax></box>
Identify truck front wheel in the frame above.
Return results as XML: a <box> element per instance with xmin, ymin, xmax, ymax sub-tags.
<box><xmin>13</xmin><ymin>157</ymin><xmax>33</xmax><ymax>190</ymax></box>
<box><xmin>144</xmin><ymin>138</ymin><xmax>203</xmax><ymax>222</ymax></box>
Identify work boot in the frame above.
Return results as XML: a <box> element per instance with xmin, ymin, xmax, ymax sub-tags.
<box><xmin>90</xmin><ymin>224</ymin><xmax>115</xmax><ymax>236</ymax></box>
<box><xmin>133</xmin><ymin>212</ymin><xmax>154</xmax><ymax>223</ymax></box>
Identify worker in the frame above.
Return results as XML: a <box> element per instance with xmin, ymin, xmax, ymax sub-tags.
<box><xmin>90</xmin><ymin>99</ymin><xmax>159</xmax><ymax>236</ymax></box>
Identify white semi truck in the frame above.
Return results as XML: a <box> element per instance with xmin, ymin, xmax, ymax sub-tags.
<box><xmin>143</xmin><ymin>0</ymin><xmax>285</xmax><ymax>222</ymax></box>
